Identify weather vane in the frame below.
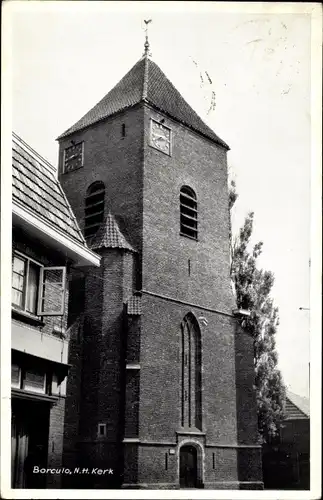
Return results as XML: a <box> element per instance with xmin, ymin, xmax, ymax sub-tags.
<box><xmin>143</xmin><ymin>19</ymin><xmax>152</xmax><ymax>57</ymax></box>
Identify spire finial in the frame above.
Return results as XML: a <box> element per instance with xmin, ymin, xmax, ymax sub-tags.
<box><xmin>143</xmin><ymin>19</ymin><xmax>152</xmax><ymax>57</ymax></box>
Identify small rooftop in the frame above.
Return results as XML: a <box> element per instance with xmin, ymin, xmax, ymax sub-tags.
<box><xmin>285</xmin><ymin>390</ymin><xmax>310</xmax><ymax>420</ymax></box>
<box><xmin>87</xmin><ymin>213</ymin><xmax>135</xmax><ymax>252</ymax></box>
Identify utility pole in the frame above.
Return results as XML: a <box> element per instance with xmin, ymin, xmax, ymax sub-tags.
<box><xmin>299</xmin><ymin>306</ymin><xmax>310</xmax><ymax>394</ymax></box>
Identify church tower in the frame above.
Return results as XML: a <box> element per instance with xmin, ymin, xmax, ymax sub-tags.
<box><xmin>58</xmin><ymin>35</ymin><xmax>263</xmax><ymax>489</ymax></box>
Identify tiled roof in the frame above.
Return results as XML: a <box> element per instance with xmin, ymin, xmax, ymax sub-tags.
<box><xmin>87</xmin><ymin>213</ymin><xmax>135</xmax><ymax>252</ymax></box>
<box><xmin>127</xmin><ymin>295</ymin><xmax>142</xmax><ymax>315</ymax></box>
<box><xmin>285</xmin><ymin>391</ymin><xmax>310</xmax><ymax>420</ymax></box>
<box><xmin>12</xmin><ymin>134</ymin><xmax>85</xmax><ymax>245</ymax></box>
<box><xmin>58</xmin><ymin>56</ymin><xmax>229</xmax><ymax>149</ymax></box>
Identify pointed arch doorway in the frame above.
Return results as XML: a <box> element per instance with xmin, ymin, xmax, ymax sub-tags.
<box><xmin>179</xmin><ymin>444</ymin><xmax>198</xmax><ymax>488</ymax></box>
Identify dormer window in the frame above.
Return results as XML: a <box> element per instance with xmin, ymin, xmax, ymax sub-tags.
<box><xmin>180</xmin><ymin>186</ymin><xmax>198</xmax><ymax>240</ymax></box>
<box><xmin>84</xmin><ymin>182</ymin><xmax>105</xmax><ymax>238</ymax></box>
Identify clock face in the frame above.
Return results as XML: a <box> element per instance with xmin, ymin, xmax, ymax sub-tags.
<box><xmin>64</xmin><ymin>142</ymin><xmax>83</xmax><ymax>173</ymax></box>
<box><xmin>150</xmin><ymin>120</ymin><xmax>171</xmax><ymax>155</ymax></box>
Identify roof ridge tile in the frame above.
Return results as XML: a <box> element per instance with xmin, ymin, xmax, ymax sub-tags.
<box><xmin>142</xmin><ymin>54</ymin><xmax>149</xmax><ymax>100</ymax></box>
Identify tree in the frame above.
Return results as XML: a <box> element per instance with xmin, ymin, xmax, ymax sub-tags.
<box><xmin>229</xmin><ymin>184</ymin><xmax>286</xmax><ymax>443</ymax></box>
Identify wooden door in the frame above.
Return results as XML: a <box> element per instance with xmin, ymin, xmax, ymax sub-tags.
<box><xmin>11</xmin><ymin>399</ymin><xmax>49</xmax><ymax>488</ymax></box>
<box><xmin>180</xmin><ymin>445</ymin><xmax>197</xmax><ymax>488</ymax></box>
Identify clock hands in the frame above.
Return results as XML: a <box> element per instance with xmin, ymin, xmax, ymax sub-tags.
<box><xmin>64</xmin><ymin>142</ymin><xmax>84</xmax><ymax>173</ymax></box>
<box><xmin>154</xmin><ymin>134</ymin><xmax>168</xmax><ymax>141</ymax></box>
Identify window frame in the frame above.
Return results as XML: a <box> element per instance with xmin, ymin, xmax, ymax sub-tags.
<box><xmin>12</xmin><ymin>251</ymin><xmax>42</xmax><ymax>316</ymax></box>
<box><xmin>97</xmin><ymin>423</ymin><xmax>107</xmax><ymax>438</ymax></box>
<box><xmin>22</xmin><ymin>368</ymin><xmax>47</xmax><ymax>394</ymax></box>
<box><xmin>84</xmin><ymin>181</ymin><xmax>105</xmax><ymax>238</ymax></box>
<box><xmin>11</xmin><ymin>364</ymin><xmax>53</xmax><ymax>396</ymax></box>
<box><xmin>12</xmin><ymin>251</ymin><xmax>66</xmax><ymax>317</ymax></box>
<box><xmin>37</xmin><ymin>266</ymin><xmax>67</xmax><ymax>316</ymax></box>
<box><xmin>181</xmin><ymin>314</ymin><xmax>202</xmax><ymax>429</ymax></box>
<box><xmin>180</xmin><ymin>186</ymin><xmax>198</xmax><ymax>240</ymax></box>
<box><xmin>11</xmin><ymin>364</ymin><xmax>21</xmax><ymax>389</ymax></box>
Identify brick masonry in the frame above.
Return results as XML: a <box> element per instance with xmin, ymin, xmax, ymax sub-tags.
<box><xmin>142</xmin><ymin>105</ymin><xmax>235</xmax><ymax>314</ymax></box>
<box><xmin>58</xmin><ymin>100</ymin><xmax>262</xmax><ymax>489</ymax></box>
<box><xmin>46</xmin><ymin>397</ymin><xmax>66</xmax><ymax>488</ymax></box>
<box><xmin>58</xmin><ymin>106</ymin><xmax>144</xmax><ymax>259</ymax></box>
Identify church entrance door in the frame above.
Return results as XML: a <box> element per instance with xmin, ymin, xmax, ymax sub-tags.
<box><xmin>180</xmin><ymin>445</ymin><xmax>198</xmax><ymax>488</ymax></box>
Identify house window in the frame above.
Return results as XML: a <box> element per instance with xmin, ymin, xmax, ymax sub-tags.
<box><xmin>23</xmin><ymin>369</ymin><xmax>46</xmax><ymax>394</ymax></box>
<box><xmin>11</xmin><ymin>252</ymin><xmax>66</xmax><ymax>317</ymax></box>
<box><xmin>84</xmin><ymin>181</ymin><xmax>105</xmax><ymax>238</ymax></box>
<box><xmin>11</xmin><ymin>365</ymin><xmax>48</xmax><ymax>395</ymax></box>
<box><xmin>12</xmin><ymin>254</ymin><xmax>41</xmax><ymax>315</ymax></box>
<box><xmin>38</xmin><ymin>267</ymin><xmax>66</xmax><ymax>316</ymax></box>
<box><xmin>11</xmin><ymin>364</ymin><xmax>21</xmax><ymax>389</ymax></box>
<box><xmin>121</xmin><ymin>123</ymin><xmax>126</xmax><ymax>138</ymax></box>
<box><xmin>180</xmin><ymin>186</ymin><xmax>198</xmax><ymax>240</ymax></box>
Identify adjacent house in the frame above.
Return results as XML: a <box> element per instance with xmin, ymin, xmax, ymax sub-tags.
<box><xmin>11</xmin><ymin>133</ymin><xmax>100</xmax><ymax>488</ymax></box>
<box><xmin>262</xmin><ymin>390</ymin><xmax>310</xmax><ymax>490</ymax></box>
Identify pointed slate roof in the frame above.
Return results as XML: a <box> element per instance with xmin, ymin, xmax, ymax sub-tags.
<box><xmin>285</xmin><ymin>390</ymin><xmax>310</xmax><ymax>420</ymax></box>
<box><xmin>58</xmin><ymin>56</ymin><xmax>229</xmax><ymax>149</ymax></box>
<box><xmin>87</xmin><ymin>213</ymin><xmax>135</xmax><ymax>252</ymax></box>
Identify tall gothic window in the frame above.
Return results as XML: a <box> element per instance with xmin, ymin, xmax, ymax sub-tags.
<box><xmin>181</xmin><ymin>313</ymin><xmax>202</xmax><ymax>429</ymax></box>
<box><xmin>180</xmin><ymin>186</ymin><xmax>198</xmax><ymax>240</ymax></box>
<box><xmin>84</xmin><ymin>181</ymin><xmax>105</xmax><ymax>238</ymax></box>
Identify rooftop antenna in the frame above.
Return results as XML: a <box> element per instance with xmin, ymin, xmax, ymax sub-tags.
<box><xmin>143</xmin><ymin>19</ymin><xmax>152</xmax><ymax>57</ymax></box>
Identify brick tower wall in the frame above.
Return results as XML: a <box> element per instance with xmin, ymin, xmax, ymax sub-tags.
<box><xmin>58</xmin><ymin>106</ymin><xmax>145</xmax><ymax>257</ymax></box>
<box><xmin>58</xmin><ymin>100</ymin><xmax>262</xmax><ymax>488</ymax></box>
<box><xmin>142</xmin><ymin>105</ymin><xmax>235</xmax><ymax>313</ymax></box>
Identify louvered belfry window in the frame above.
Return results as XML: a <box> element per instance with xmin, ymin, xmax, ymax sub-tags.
<box><xmin>180</xmin><ymin>186</ymin><xmax>198</xmax><ymax>240</ymax></box>
<box><xmin>84</xmin><ymin>181</ymin><xmax>105</xmax><ymax>238</ymax></box>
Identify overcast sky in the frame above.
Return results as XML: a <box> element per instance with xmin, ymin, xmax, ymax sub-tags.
<box><xmin>5</xmin><ymin>1</ymin><xmax>320</xmax><ymax>398</ymax></box>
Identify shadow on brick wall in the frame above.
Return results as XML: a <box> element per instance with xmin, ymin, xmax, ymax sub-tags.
<box><xmin>234</xmin><ymin>323</ymin><xmax>263</xmax><ymax>489</ymax></box>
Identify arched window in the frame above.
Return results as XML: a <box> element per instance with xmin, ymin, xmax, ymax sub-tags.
<box><xmin>180</xmin><ymin>186</ymin><xmax>198</xmax><ymax>240</ymax></box>
<box><xmin>181</xmin><ymin>313</ymin><xmax>202</xmax><ymax>429</ymax></box>
<box><xmin>84</xmin><ymin>181</ymin><xmax>105</xmax><ymax>238</ymax></box>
